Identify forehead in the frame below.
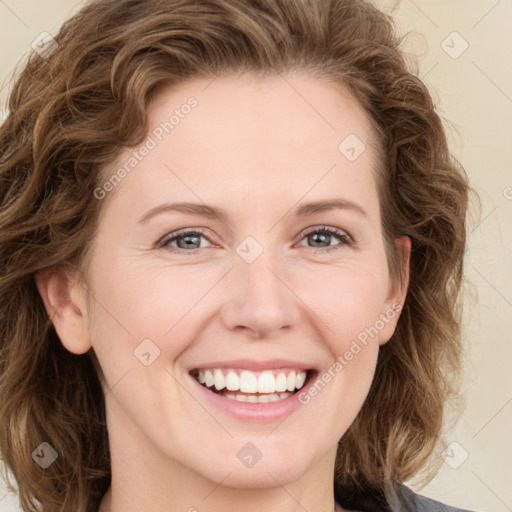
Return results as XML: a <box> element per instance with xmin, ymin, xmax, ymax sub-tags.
<box><xmin>99</xmin><ymin>72</ymin><xmax>382</xmax><ymax>222</ymax></box>
<box><xmin>148</xmin><ymin>71</ymin><xmax>377</xmax><ymax>165</ymax></box>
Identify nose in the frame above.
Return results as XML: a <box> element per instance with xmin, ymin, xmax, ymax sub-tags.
<box><xmin>219</xmin><ymin>246</ymin><xmax>302</xmax><ymax>339</ymax></box>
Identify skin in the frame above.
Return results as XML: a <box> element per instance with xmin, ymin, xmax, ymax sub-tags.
<box><xmin>35</xmin><ymin>72</ymin><xmax>410</xmax><ymax>512</ymax></box>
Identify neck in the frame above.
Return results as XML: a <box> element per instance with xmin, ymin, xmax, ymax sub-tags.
<box><xmin>99</xmin><ymin>490</ymin><xmax>345</xmax><ymax>512</ymax></box>
<box><xmin>99</xmin><ymin>487</ymin><xmax>345</xmax><ymax>512</ymax></box>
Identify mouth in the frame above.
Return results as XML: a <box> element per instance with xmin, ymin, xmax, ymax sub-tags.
<box><xmin>189</xmin><ymin>367</ymin><xmax>316</xmax><ymax>404</ymax></box>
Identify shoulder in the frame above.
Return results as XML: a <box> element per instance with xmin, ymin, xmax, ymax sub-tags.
<box><xmin>395</xmin><ymin>482</ymin><xmax>482</xmax><ymax>512</ymax></box>
<box><xmin>335</xmin><ymin>481</ymin><xmax>483</xmax><ymax>512</ymax></box>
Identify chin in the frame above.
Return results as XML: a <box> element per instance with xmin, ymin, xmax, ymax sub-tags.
<box><xmin>190</xmin><ymin>446</ymin><xmax>313</xmax><ymax>489</ymax></box>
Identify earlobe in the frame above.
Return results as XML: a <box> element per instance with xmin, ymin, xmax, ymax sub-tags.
<box><xmin>378</xmin><ymin>235</ymin><xmax>411</xmax><ymax>346</ymax></box>
<box><xmin>34</xmin><ymin>267</ymin><xmax>92</xmax><ymax>355</ymax></box>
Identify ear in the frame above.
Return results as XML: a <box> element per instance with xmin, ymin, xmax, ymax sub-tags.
<box><xmin>378</xmin><ymin>235</ymin><xmax>411</xmax><ymax>346</ymax></box>
<box><xmin>34</xmin><ymin>267</ymin><xmax>92</xmax><ymax>354</ymax></box>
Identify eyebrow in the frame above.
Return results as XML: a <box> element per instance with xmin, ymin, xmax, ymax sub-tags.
<box><xmin>137</xmin><ymin>198</ymin><xmax>369</xmax><ymax>224</ymax></box>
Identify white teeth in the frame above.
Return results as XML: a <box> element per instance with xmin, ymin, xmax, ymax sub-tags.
<box><xmin>204</xmin><ymin>370</ymin><xmax>214</xmax><ymax>388</ymax></box>
<box><xmin>220</xmin><ymin>391</ymin><xmax>294</xmax><ymax>403</ymax></box>
<box><xmin>195</xmin><ymin>368</ymin><xmax>308</xmax><ymax>395</ymax></box>
<box><xmin>287</xmin><ymin>370</ymin><xmax>296</xmax><ymax>392</ymax></box>
<box><xmin>295</xmin><ymin>371</ymin><xmax>306</xmax><ymax>389</ymax></box>
<box><xmin>225</xmin><ymin>371</ymin><xmax>240</xmax><ymax>391</ymax></box>
<box><xmin>275</xmin><ymin>372</ymin><xmax>287</xmax><ymax>392</ymax></box>
<box><xmin>257</xmin><ymin>371</ymin><xmax>275</xmax><ymax>393</ymax></box>
<box><xmin>213</xmin><ymin>369</ymin><xmax>225</xmax><ymax>390</ymax></box>
<box><xmin>239</xmin><ymin>370</ymin><xmax>258</xmax><ymax>393</ymax></box>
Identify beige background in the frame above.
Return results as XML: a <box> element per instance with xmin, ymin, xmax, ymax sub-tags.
<box><xmin>1</xmin><ymin>1</ymin><xmax>511</xmax><ymax>511</ymax></box>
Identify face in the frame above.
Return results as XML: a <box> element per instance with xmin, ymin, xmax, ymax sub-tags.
<box><xmin>46</xmin><ymin>72</ymin><xmax>408</xmax><ymax>490</ymax></box>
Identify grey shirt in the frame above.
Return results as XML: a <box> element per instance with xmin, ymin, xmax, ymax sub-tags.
<box><xmin>335</xmin><ymin>481</ymin><xmax>481</xmax><ymax>512</ymax></box>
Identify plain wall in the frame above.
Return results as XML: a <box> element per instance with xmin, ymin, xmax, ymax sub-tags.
<box><xmin>1</xmin><ymin>1</ymin><xmax>511</xmax><ymax>511</ymax></box>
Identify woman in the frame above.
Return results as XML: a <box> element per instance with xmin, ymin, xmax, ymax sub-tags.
<box><xmin>0</xmin><ymin>1</ymin><xmax>476</xmax><ymax>511</ymax></box>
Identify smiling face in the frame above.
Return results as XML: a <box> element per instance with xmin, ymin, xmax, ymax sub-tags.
<box><xmin>39</xmin><ymin>72</ymin><xmax>409</xmax><ymax>496</ymax></box>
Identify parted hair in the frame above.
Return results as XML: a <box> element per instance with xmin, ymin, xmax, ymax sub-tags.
<box><xmin>0</xmin><ymin>0</ymin><xmax>470</xmax><ymax>511</ymax></box>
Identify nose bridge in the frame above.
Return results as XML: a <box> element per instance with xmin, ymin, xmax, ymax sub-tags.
<box><xmin>220</xmin><ymin>238</ymin><xmax>301</xmax><ymax>337</ymax></box>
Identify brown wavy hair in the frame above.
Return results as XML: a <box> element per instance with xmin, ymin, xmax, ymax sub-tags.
<box><xmin>0</xmin><ymin>0</ymin><xmax>470</xmax><ymax>510</ymax></box>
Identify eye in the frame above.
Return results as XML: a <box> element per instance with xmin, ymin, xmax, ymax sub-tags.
<box><xmin>156</xmin><ymin>226</ymin><xmax>352</xmax><ymax>254</ymax></box>
<box><xmin>157</xmin><ymin>228</ymin><xmax>214</xmax><ymax>253</ymax></box>
<box><xmin>296</xmin><ymin>226</ymin><xmax>352</xmax><ymax>253</ymax></box>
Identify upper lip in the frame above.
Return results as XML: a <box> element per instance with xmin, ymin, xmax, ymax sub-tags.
<box><xmin>189</xmin><ymin>358</ymin><xmax>315</xmax><ymax>372</ymax></box>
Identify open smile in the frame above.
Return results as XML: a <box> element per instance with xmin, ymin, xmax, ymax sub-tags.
<box><xmin>190</xmin><ymin>367</ymin><xmax>311</xmax><ymax>403</ymax></box>
<box><xmin>188</xmin><ymin>362</ymin><xmax>318</xmax><ymax>422</ymax></box>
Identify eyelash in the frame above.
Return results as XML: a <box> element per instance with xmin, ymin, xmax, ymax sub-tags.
<box><xmin>156</xmin><ymin>226</ymin><xmax>353</xmax><ymax>255</ymax></box>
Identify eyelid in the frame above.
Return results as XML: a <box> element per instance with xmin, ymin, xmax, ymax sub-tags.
<box><xmin>296</xmin><ymin>225</ymin><xmax>353</xmax><ymax>243</ymax></box>
<box><xmin>155</xmin><ymin>227</ymin><xmax>214</xmax><ymax>250</ymax></box>
<box><xmin>294</xmin><ymin>225</ymin><xmax>353</xmax><ymax>253</ymax></box>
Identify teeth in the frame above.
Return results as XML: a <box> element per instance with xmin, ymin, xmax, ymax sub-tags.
<box><xmin>275</xmin><ymin>372</ymin><xmax>287</xmax><ymax>392</ymax></box>
<box><xmin>213</xmin><ymin>369</ymin><xmax>225</xmax><ymax>390</ymax></box>
<box><xmin>195</xmin><ymin>368</ymin><xmax>308</xmax><ymax>394</ymax></box>
<box><xmin>225</xmin><ymin>371</ymin><xmax>240</xmax><ymax>391</ymax></box>
<box><xmin>295</xmin><ymin>371</ymin><xmax>306</xmax><ymax>389</ymax></box>
<box><xmin>222</xmin><ymin>391</ymin><xmax>294</xmax><ymax>403</ymax></box>
<box><xmin>287</xmin><ymin>371</ymin><xmax>296</xmax><ymax>392</ymax></box>
<box><xmin>257</xmin><ymin>371</ymin><xmax>275</xmax><ymax>393</ymax></box>
<box><xmin>204</xmin><ymin>370</ymin><xmax>214</xmax><ymax>388</ymax></box>
<box><xmin>240</xmin><ymin>370</ymin><xmax>258</xmax><ymax>393</ymax></box>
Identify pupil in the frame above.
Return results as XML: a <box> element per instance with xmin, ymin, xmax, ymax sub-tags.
<box><xmin>178</xmin><ymin>235</ymin><xmax>200</xmax><ymax>249</ymax></box>
<box><xmin>310</xmin><ymin>233</ymin><xmax>329</xmax><ymax>247</ymax></box>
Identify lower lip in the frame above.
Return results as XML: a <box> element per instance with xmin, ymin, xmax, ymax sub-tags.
<box><xmin>188</xmin><ymin>372</ymin><xmax>316</xmax><ymax>422</ymax></box>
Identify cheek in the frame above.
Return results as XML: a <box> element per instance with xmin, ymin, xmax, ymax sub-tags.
<box><xmin>294</xmin><ymin>264</ymin><xmax>388</xmax><ymax>430</ymax></box>
<box><xmin>86</xmin><ymin>259</ymin><xmax>224</xmax><ymax>367</ymax></box>
<box><xmin>295</xmin><ymin>259</ymin><xmax>390</xmax><ymax>347</ymax></box>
